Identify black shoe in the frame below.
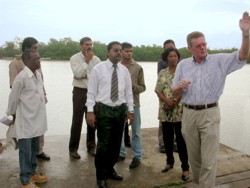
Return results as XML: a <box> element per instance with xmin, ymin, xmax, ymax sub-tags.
<box><xmin>107</xmin><ymin>172</ymin><xmax>123</xmax><ymax>181</ymax></box>
<box><xmin>159</xmin><ymin>146</ymin><xmax>166</xmax><ymax>153</ymax></box>
<box><xmin>117</xmin><ymin>156</ymin><xmax>125</xmax><ymax>162</ymax></box>
<box><xmin>69</xmin><ymin>151</ymin><xmax>81</xmax><ymax>159</ymax></box>
<box><xmin>161</xmin><ymin>164</ymin><xmax>173</xmax><ymax>173</ymax></box>
<box><xmin>129</xmin><ymin>157</ymin><xmax>140</xmax><ymax>169</ymax></box>
<box><xmin>125</xmin><ymin>141</ymin><xmax>131</xmax><ymax>147</ymax></box>
<box><xmin>87</xmin><ymin>149</ymin><xmax>96</xmax><ymax>157</ymax></box>
<box><xmin>36</xmin><ymin>152</ymin><xmax>50</xmax><ymax>161</ymax></box>
<box><xmin>181</xmin><ymin>171</ymin><xmax>190</xmax><ymax>181</ymax></box>
<box><xmin>97</xmin><ymin>180</ymin><xmax>109</xmax><ymax>188</ymax></box>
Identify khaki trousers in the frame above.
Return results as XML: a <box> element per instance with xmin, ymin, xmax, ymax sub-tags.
<box><xmin>182</xmin><ymin>106</ymin><xmax>220</xmax><ymax>188</ymax></box>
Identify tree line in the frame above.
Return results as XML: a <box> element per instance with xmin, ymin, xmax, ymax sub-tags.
<box><xmin>0</xmin><ymin>37</ymin><xmax>248</xmax><ymax>63</ymax></box>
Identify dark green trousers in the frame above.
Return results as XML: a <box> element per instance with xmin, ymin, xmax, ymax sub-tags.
<box><xmin>94</xmin><ymin>102</ymin><xmax>127</xmax><ymax>180</ymax></box>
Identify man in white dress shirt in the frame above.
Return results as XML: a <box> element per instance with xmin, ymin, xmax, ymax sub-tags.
<box><xmin>6</xmin><ymin>49</ymin><xmax>48</xmax><ymax>188</ymax></box>
<box><xmin>86</xmin><ymin>41</ymin><xmax>134</xmax><ymax>188</ymax></box>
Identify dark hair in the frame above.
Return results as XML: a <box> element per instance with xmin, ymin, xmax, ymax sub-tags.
<box><xmin>121</xmin><ymin>42</ymin><xmax>133</xmax><ymax>49</ymax></box>
<box><xmin>21</xmin><ymin>49</ymin><xmax>37</xmax><ymax>64</ymax></box>
<box><xmin>107</xmin><ymin>41</ymin><xmax>121</xmax><ymax>51</ymax></box>
<box><xmin>21</xmin><ymin>37</ymin><xmax>38</xmax><ymax>52</ymax></box>
<box><xmin>80</xmin><ymin>37</ymin><xmax>92</xmax><ymax>45</ymax></box>
<box><xmin>163</xmin><ymin>39</ymin><xmax>175</xmax><ymax>48</ymax></box>
<box><xmin>161</xmin><ymin>48</ymin><xmax>181</xmax><ymax>62</ymax></box>
<box><xmin>187</xmin><ymin>31</ymin><xmax>204</xmax><ymax>47</ymax></box>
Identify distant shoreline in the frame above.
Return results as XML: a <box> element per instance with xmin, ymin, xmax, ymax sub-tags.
<box><xmin>0</xmin><ymin>57</ymin><xmax>68</xmax><ymax>62</ymax></box>
<box><xmin>0</xmin><ymin>58</ymin><xmax>156</xmax><ymax>63</ymax></box>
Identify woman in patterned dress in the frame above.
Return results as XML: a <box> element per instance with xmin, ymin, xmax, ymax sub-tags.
<box><xmin>155</xmin><ymin>48</ymin><xmax>189</xmax><ymax>181</ymax></box>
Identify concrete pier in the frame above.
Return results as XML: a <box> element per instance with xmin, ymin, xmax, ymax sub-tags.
<box><xmin>0</xmin><ymin>128</ymin><xmax>250</xmax><ymax>188</ymax></box>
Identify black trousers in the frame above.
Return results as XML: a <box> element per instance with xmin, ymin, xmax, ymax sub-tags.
<box><xmin>162</xmin><ymin>121</ymin><xmax>189</xmax><ymax>171</ymax></box>
<box><xmin>94</xmin><ymin>102</ymin><xmax>127</xmax><ymax>180</ymax></box>
<box><xmin>69</xmin><ymin>87</ymin><xmax>96</xmax><ymax>152</ymax></box>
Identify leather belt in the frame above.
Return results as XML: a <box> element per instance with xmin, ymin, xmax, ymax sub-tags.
<box><xmin>184</xmin><ymin>103</ymin><xmax>218</xmax><ymax>110</ymax></box>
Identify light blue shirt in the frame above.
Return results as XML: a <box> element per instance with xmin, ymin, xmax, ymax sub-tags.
<box><xmin>86</xmin><ymin>59</ymin><xmax>134</xmax><ymax>112</ymax></box>
<box><xmin>172</xmin><ymin>50</ymin><xmax>246</xmax><ymax>105</ymax></box>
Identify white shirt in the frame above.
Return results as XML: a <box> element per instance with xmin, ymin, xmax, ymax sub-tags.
<box><xmin>6</xmin><ymin>66</ymin><xmax>47</xmax><ymax>139</ymax></box>
<box><xmin>70</xmin><ymin>52</ymin><xmax>101</xmax><ymax>88</ymax></box>
<box><xmin>86</xmin><ymin>59</ymin><xmax>134</xmax><ymax>112</ymax></box>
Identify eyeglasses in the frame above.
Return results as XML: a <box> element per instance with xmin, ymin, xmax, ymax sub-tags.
<box><xmin>112</xmin><ymin>48</ymin><xmax>122</xmax><ymax>53</ymax></box>
<box><xmin>194</xmin><ymin>43</ymin><xmax>207</xmax><ymax>49</ymax></box>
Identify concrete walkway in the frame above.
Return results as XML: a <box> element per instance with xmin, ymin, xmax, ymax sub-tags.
<box><xmin>0</xmin><ymin>128</ymin><xmax>250</xmax><ymax>188</ymax></box>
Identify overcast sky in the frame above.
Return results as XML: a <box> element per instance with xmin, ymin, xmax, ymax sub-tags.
<box><xmin>0</xmin><ymin>0</ymin><xmax>250</xmax><ymax>49</ymax></box>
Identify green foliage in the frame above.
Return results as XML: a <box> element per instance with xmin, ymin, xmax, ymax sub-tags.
<box><xmin>0</xmin><ymin>41</ymin><xmax>20</xmax><ymax>58</ymax></box>
<box><xmin>39</xmin><ymin>38</ymin><xmax>79</xmax><ymax>60</ymax></box>
<box><xmin>0</xmin><ymin>38</ymin><xmax>249</xmax><ymax>63</ymax></box>
<box><xmin>92</xmin><ymin>41</ymin><xmax>107</xmax><ymax>61</ymax></box>
<box><xmin>133</xmin><ymin>45</ymin><xmax>162</xmax><ymax>61</ymax></box>
<box><xmin>178</xmin><ymin>47</ymin><xmax>192</xmax><ymax>59</ymax></box>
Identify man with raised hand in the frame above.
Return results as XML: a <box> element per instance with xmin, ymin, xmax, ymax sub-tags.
<box><xmin>172</xmin><ymin>12</ymin><xmax>250</xmax><ymax>188</ymax></box>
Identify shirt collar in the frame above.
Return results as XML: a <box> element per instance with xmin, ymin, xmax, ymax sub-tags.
<box><xmin>107</xmin><ymin>59</ymin><xmax>119</xmax><ymax>69</ymax></box>
<box><xmin>80</xmin><ymin>52</ymin><xmax>86</xmax><ymax>60</ymax></box>
<box><xmin>130</xmin><ymin>58</ymin><xmax>136</xmax><ymax>65</ymax></box>
<box><xmin>23</xmin><ymin>66</ymin><xmax>36</xmax><ymax>78</ymax></box>
<box><xmin>119</xmin><ymin>58</ymin><xmax>136</xmax><ymax>67</ymax></box>
<box><xmin>192</xmin><ymin>54</ymin><xmax>209</xmax><ymax>64</ymax></box>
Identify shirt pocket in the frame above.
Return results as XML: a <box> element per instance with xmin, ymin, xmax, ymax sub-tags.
<box><xmin>22</xmin><ymin>79</ymin><xmax>39</xmax><ymax>100</ymax></box>
<box><xmin>204</xmin><ymin>66</ymin><xmax>222</xmax><ymax>88</ymax></box>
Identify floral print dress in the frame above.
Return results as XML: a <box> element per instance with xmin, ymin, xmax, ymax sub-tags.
<box><xmin>155</xmin><ymin>67</ymin><xmax>183</xmax><ymax>122</ymax></box>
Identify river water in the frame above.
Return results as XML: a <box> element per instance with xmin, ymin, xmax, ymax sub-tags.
<box><xmin>1</xmin><ymin>59</ymin><xmax>250</xmax><ymax>155</ymax></box>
